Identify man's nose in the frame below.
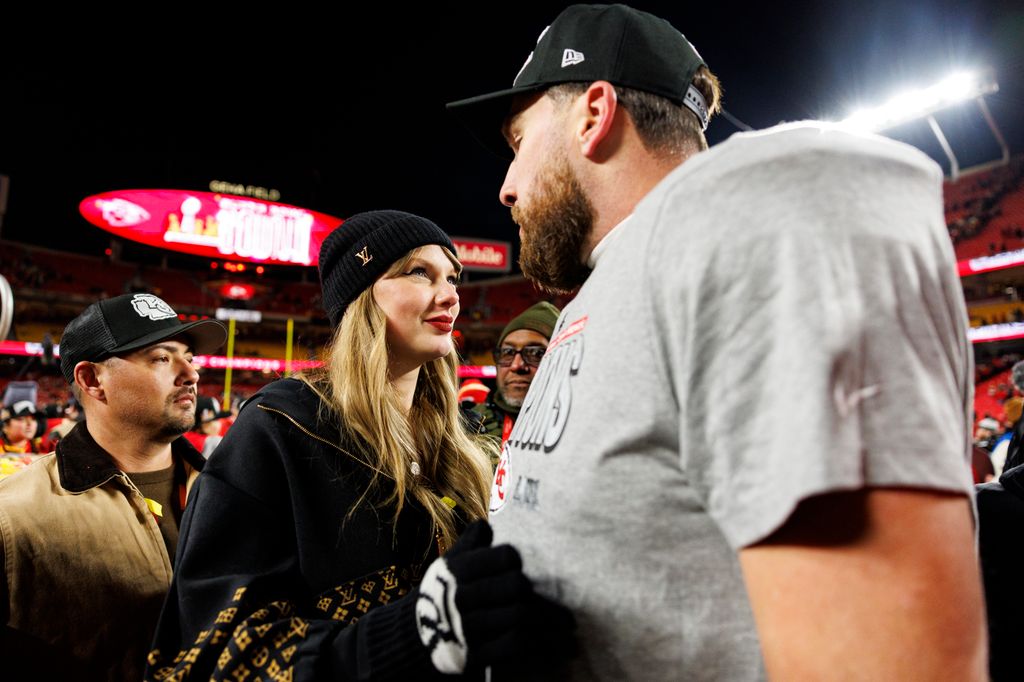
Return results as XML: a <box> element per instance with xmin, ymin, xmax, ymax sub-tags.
<box><xmin>509</xmin><ymin>351</ymin><xmax>529</xmax><ymax>372</ymax></box>
<box><xmin>179</xmin><ymin>358</ymin><xmax>199</xmax><ymax>385</ymax></box>
<box><xmin>499</xmin><ymin>162</ymin><xmax>517</xmax><ymax>207</ymax></box>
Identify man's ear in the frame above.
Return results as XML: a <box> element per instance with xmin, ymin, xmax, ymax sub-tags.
<box><xmin>574</xmin><ymin>81</ymin><xmax>620</xmax><ymax>159</ymax></box>
<box><xmin>74</xmin><ymin>361</ymin><xmax>106</xmax><ymax>403</ymax></box>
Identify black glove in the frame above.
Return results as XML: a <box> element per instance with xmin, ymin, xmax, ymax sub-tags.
<box><xmin>414</xmin><ymin>520</ymin><xmax>575</xmax><ymax>674</ymax></box>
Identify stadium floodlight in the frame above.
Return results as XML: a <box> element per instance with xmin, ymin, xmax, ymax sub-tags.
<box><xmin>841</xmin><ymin>69</ymin><xmax>1006</xmax><ymax>179</ymax></box>
<box><xmin>841</xmin><ymin>69</ymin><xmax>998</xmax><ymax>132</ymax></box>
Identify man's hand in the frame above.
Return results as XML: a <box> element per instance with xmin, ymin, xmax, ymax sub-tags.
<box><xmin>415</xmin><ymin>520</ymin><xmax>575</xmax><ymax>674</ymax></box>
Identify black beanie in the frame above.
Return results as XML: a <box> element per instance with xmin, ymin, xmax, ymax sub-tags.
<box><xmin>319</xmin><ymin>210</ymin><xmax>456</xmax><ymax>327</ymax></box>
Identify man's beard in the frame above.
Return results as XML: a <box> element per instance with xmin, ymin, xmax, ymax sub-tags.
<box><xmin>512</xmin><ymin>153</ymin><xmax>596</xmax><ymax>294</ymax></box>
<box><xmin>156</xmin><ymin>391</ymin><xmax>197</xmax><ymax>440</ymax></box>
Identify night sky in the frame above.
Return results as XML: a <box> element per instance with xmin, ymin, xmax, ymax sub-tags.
<box><xmin>2</xmin><ymin>1</ymin><xmax>1021</xmax><ymax>276</ymax></box>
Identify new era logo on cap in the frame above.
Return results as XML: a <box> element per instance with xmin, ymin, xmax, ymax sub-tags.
<box><xmin>561</xmin><ymin>49</ymin><xmax>584</xmax><ymax>67</ymax></box>
<box><xmin>447</xmin><ymin>4</ymin><xmax>712</xmax><ymax>157</ymax></box>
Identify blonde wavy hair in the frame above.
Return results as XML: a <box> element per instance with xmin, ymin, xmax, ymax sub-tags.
<box><xmin>301</xmin><ymin>247</ymin><xmax>493</xmax><ymax>551</ymax></box>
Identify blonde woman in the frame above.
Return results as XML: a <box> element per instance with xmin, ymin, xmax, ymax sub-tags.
<box><xmin>146</xmin><ymin>211</ymin><xmax>573</xmax><ymax>681</ymax></box>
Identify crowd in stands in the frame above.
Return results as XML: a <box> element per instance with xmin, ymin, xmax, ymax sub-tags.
<box><xmin>968</xmin><ymin>301</ymin><xmax>1024</xmax><ymax>328</ymax></box>
<box><xmin>946</xmin><ymin>156</ymin><xmax>1024</xmax><ymax>260</ymax></box>
<box><xmin>975</xmin><ymin>352</ymin><xmax>1021</xmax><ymax>388</ymax></box>
<box><xmin>971</xmin><ymin>354</ymin><xmax>1023</xmax><ymax>480</ymax></box>
<box><xmin>0</xmin><ymin>371</ymin><xmax>67</xmax><ymax>407</ymax></box>
<box><xmin>2</xmin><ymin>239</ymin><xmax>569</xmax><ymax>339</ymax></box>
<box><xmin>0</xmin><ymin>241</ymin><xmax>324</xmax><ymax>321</ymax></box>
<box><xmin>0</xmin><ymin>244</ymin><xmax>54</xmax><ymax>290</ymax></box>
<box><xmin>1</xmin><ymin>155</ymin><xmax>1022</xmax><ymax>335</ymax></box>
<box><xmin>971</xmin><ymin>355</ymin><xmax>1024</xmax><ymax>491</ymax></box>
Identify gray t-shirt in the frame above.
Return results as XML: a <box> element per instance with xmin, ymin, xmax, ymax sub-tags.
<box><xmin>488</xmin><ymin>122</ymin><xmax>974</xmax><ymax>681</ymax></box>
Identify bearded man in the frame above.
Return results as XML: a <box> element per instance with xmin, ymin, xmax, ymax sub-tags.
<box><xmin>475</xmin><ymin>301</ymin><xmax>560</xmax><ymax>459</ymax></box>
<box><xmin>449</xmin><ymin>4</ymin><xmax>986</xmax><ymax>679</ymax></box>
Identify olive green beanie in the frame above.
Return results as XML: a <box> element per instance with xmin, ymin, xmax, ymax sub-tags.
<box><xmin>499</xmin><ymin>301</ymin><xmax>561</xmax><ymax>345</ymax></box>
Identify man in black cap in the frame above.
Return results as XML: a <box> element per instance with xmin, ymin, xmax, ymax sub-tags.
<box><xmin>0</xmin><ymin>292</ymin><xmax>225</xmax><ymax>680</ymax></box>
<box><xmin>450</xmin><ymin>4</ymin><xmax>985</xmax><ymax>679</ymax></box>
<box><xmin>183</xmin><ymin>394</ymin><xmax>232</xmax><ymax>459</ymax></box>
<box><xmin>0</xmin><ymin>401</ymin><xmax>42</xmax><ymax>457</ymax></box>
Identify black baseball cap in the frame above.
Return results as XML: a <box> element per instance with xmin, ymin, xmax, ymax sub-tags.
<box><xmin>194</xmin><ymin>395</ymin><xmax>232</xmax><ymax>426</ymax></box>
<box><xmin>59</xmin><ymin>293</ymin><xmax>227</xmax><ymax>384</ymax></box>
<box><xmin>2</xmin><ymin>400</ymin><xmax>38</xmax><ymax>423</ymax></box>
<box><xmin>446</xmin><ymin>4</ymin><xmax>708</xmax><ymax>158</ymax></box>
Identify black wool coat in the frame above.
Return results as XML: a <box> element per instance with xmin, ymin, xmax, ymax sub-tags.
<box><xmin>146</xmin><ymin>378</ymin><xmax>448</xmax><ymax>681</ymax></box>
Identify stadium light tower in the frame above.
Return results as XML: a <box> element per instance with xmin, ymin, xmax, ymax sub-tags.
<box><xmin>841</xmin><ymin>69</ymin><xmax>1007</xmax><ymax>179</ymax></box>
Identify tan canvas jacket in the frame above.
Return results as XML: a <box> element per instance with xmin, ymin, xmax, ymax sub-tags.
<box><xmin>0</xmin><ymin>422</ymin><xmax>203</xmax><ymax>681</ymax></box>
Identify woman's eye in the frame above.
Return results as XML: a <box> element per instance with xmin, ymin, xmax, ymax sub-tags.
<box><xmin>406</xmin><ymin>267</ymin><xmax>430</xmax><ymax>278</ymax></box>
<box><xmin>447</xmin><ymin>276</ymin><xmax>461</xmax><ymax>286</ymax></box>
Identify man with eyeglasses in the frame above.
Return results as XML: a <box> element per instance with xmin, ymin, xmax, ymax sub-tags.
<box><xmin>475</xmin><ymin>301</ymin><xmax>560</xmax><ymax>460</ymax></box>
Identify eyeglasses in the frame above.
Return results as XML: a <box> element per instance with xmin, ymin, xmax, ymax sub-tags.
<box><xmin>492</xmin><ymin>345</ymin><xmax>546</xmax><ymax>368</ymax></box>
